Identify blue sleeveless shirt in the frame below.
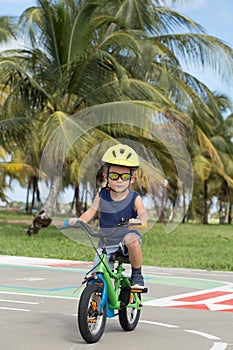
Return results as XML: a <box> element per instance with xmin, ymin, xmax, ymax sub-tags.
<box><xmin>99</xmin><ymin>188</ymin><xmax>140</xmax><ymax>247</ymax></box>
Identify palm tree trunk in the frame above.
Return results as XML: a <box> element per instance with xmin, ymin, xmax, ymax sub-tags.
<box><xmin>219</xmin><ymin>196</ymin><xmax>224</xmax><ymax>224</ymax></box>
<box><xmin>229</xmin><ymin>198</ymin><xmax>232</xmax><ymax>224</ymax></box>
<box><xmin>42</xmin><ymin>175</ymin><xmax>61</xmax><ymax>217</ymax></box>
<box><xmin>182</xmin><ymin>182</ymin><xmax>186</xmax><ymax>223</ymax></box>
<box><xmin>203</xmin><ymin>179</ymin><xmax>208</xmax><ymax>224</ymax></box>
<box><xmin>224</xmin><ymin>185</ymin><xmax>231</xmax><ymax>224</ymax></box>
<box><xmin>26</xmin><ymin>174</ymin><xmax>60</xmax><ymax>235</ymax></box>
<box><xmin>75</xmin><ymin>185</ymin><xmax>83</xmax><ymax>216</ymax></box>
<box><xmin>25</xmin><ymin>181</ymin><xmax>30</xmax><ymax>214</ymax></box>
<box><xmin>30</xmin><ymin>176</ymin><xmax>37</xmax><ymax>214</ymax></box>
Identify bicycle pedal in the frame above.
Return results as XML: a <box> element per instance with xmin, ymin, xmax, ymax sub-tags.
<box><xmin>131</xmin><ymin>287</ymin><xmax>148</xmax><ymax>293</ymax></box>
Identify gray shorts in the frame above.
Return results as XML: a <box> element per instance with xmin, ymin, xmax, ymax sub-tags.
<box><xmin>93</xmin><ymin>232</ymin><xmax>142</xmax><ymax>271</ymax></box>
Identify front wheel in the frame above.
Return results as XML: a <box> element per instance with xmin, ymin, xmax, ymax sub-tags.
<box><xmin>118</xmin><ymin>293</ymin><xmax>141</xmax><ymax>331</ymax></box>
<box><xmin>78</xmin><ymin>284</ymin><xmax>106</xmax><ymax>343</ymax></box>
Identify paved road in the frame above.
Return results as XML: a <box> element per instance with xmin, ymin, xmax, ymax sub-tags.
<box><xmin>0</xmin><ymin>256</ymin><xmax>233</xmax><ymax>350</ymax></box>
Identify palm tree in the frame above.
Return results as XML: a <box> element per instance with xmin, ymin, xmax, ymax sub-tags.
<box><xmin>0</xmin><ymin>0</ymin><xmax>233</xmax><ymax>231</ymax></box>
<box><xmin>190</xmin><ymin>93</ymin><xmax>233</xmax><ymax>224</ymax></box>
<box><xmin>0</xmin><ymin>16</ymin><xmax>16</xmax><ymax>43</ymax></box>
<box><xmin>211</xmin><ymin>108</ymin><xmax>233</xmax><ymax>224</ymax></box>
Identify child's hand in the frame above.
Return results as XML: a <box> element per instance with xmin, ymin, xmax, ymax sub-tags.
<box><xmin>69</xmin><ymin>218</ymin><xmax>78</xmax><ymax>225</ymax></box>
<box><xmin>128</xmin><ymin>218</ymin><xmax>147</xmax><ymax>229</ymax></box>
<box><xmin>129</xmin><ymin>218</ymin><xmax>142</xmax><ymax>224</ymax></box>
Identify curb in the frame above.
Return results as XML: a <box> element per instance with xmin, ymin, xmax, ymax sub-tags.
<box><xmin>0</xmin><ymin>255</ymin><xmax>93</xmax><ymax>267</ymax></box>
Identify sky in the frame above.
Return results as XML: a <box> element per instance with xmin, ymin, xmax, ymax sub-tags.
<box><xmin>171</xmin><ymin>0</ymin><xmax>233</xmax><ymax>100</ymax></box>
<box><xmin>1</xmin><ymin>0</ymin><xmax>233</xmax><ymax>98</ymax></box>
<box><xmin>1</xmin><ymin>0</ymin><xmax>233</xmax><ymax>202</ymax></box>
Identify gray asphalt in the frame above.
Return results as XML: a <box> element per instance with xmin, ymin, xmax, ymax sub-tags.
<box><xmin>0</xmin><ymin>260</ymin><xmax>233</xmax><ymax>350</ymax></box>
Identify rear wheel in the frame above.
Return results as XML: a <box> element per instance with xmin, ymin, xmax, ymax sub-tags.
<box><xmin>78</xmin><ymin>284</ymin><xmax>106</xmax><ymax>343</ymax></box>
<box><xmin>118</xmin><ymin>292</ymin><xmax>141</xmax><ymax>331</ymax></box>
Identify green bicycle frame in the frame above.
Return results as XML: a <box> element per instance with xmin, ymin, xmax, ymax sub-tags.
<box><xmin>94</xmin><ymin>250</ymin><xmax>142</xmax><ymax>317</ymax></box>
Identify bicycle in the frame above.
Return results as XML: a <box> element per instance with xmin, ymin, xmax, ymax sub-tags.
<box><xmin>62</xmin><ymin>219</ymin><xmax>148</xmax><ymax>343</ymax></box>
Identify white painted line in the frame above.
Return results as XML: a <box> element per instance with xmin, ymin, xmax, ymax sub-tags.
<box><xmin>70</xmin><ymin>313</ymin><xmax>230</xmax><ymax>349</ymax></box>
<box><xmin>0</xmin><ymin>255</ymin><xmax>92</xmax><ymax>267</ymax></box>
<box><xmin>15</xmin><ymin>277</ymin><xmax>47</xmax><ymax>282</ymax></box>
<box><xmin>184</xmin><ymin>329</ymin><xmax>221</xmax><ymax>340</ymax></box>
<box><xmin>0</xmin><ymin>307</ymin><xmax>31</xmax><ymax>312</ymax></box>
<box><xmin>210</xmin><ymin>342</ymin><xmax>228</xmax><ymax>350</ymax></box>
<box><xmin>93</xmin><ymin>317</ymin><xmax>179</xmax><ymax>329</ymax></box>
<box><xmin>206</xmin><ymin>303</ymin><xmax>233</xmax><ymax>312</ymax></box>
<box><xmin>140</xmin><ymin>320</ymin><xmax>178</xmax><ymax>328</ymax></box>
<box><xmin>0</xmin><ymin>298</ymin><xmax>39</xmax><ymax>305</ymax></box>
<box><xmin>0</xmin><ymin>291</ymin><xmax>79</xmax><ymax>300</ymax></box>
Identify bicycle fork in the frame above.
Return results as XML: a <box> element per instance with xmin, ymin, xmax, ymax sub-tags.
<box><xmin>88</xmin><ymin>273</ymin><xmax>142</xmax><ymax>318</ymax></box>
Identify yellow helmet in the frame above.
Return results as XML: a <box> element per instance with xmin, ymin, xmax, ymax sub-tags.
<box><xmin>102</xmin><ymin>144</ymin><xmax>139</xmax><ymax>169</ymax></box>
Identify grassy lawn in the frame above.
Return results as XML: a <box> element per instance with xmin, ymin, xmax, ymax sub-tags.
<box><xmin>142</xmin><ymin>223</ymin><xmax>233</xmax><ymax>271</ymax></box>
<box><xmin>0</xmin><ymin>210</ymin><xmax>233</xmax><ymax>271</ymax></box>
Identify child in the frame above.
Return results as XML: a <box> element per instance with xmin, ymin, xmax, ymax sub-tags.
<box><xmin>69</xmin><ymin>144</ymin><xmax>148</xmax><ymax>288</ymax></box>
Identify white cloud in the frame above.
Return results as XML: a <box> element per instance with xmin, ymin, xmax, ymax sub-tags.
<box><xmin>180</xmin><ymin>0</ymin><xmax>208</xmax><ymax>11</ymax></box>
<box><xmin>165</xmin><ymin>0</ymin><xmax>208</xmax><ymax>11</ymax></box>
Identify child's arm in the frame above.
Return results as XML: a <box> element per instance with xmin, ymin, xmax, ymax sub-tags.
<box><xmin>131</xmin><ymin>195</ymin><xmax>148</xmax><ymax>223</ymax></box>
<box><xmin>68</xmin><ymin>193</ymin><xmax>100</xmax><ymax>225</ymax></box>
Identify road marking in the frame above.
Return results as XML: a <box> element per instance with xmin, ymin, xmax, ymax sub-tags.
<box><xmin>144</xmin><ymin>285</ymin><xmax>233</xmax><ymax>312</ymax></box>
<box><xmin>0</xmin><ymin>291</ymin><xmax>79</xmax><ymax>299</ymax></box>
<box><xmin>15</xmin><ymin>277</ymin><xmax>47</xmax><ymax>282</ymax></box>
<box><xmin>140</xmin><ymin>320</ymin><xmax>178</xmax><ymax>328</ymax></box>
<box><xmin>1</xmin><ymin>298</ymin><xmax>229</xmax><ymax>350</ymax></box>
<box><xmin>0</xmin><ymin>307</ymin><xmax>31</xmax><ymax>312</ymax></box>
<box><xmin>184</xmin><ymin>329</ymin><xmax>221</xmax><ymax>340</ymax></box>
<box><xmin>210</xmin><ymin>343</ymin><xmax>228</xmax><ymax>350</ymax></box>
<box><xmin>0</xmin><ymin>284</ymin><xmax>82</xmax><ymax>299</ymax></box>
<box><xmin>107</xmin><ymin>317</ymin><xmax>179</xmax><ymax>329</ymax></box>
<box><xmin>0</xmin><ymin>255</ymin><xmax>92</xmax><ymax>265</ymax></box>
<box><xmin>0</xmin><ymin>298</ymin><xmax>39</xmax><ymax>305</ymax></box>
<box><xmin>139</xmin><ymin>320</ymin><xmax>230</xmax><ymax>350</ymax></box>
<box><xmin>110</xmin><ymin>317</ymin><xmax>229</xmax><ymax>350</ymax></box>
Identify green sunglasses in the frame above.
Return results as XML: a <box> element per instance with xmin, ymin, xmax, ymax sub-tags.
<box><xmin>108</xmin><ymin>172</ymin><xmax>132</xmax><ymax>181</ymax></box>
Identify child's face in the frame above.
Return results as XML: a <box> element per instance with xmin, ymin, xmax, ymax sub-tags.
<box><xmin>105</xmin><ymin>165</ymin><xmax>134</xmax><ymax>192</ymax></box>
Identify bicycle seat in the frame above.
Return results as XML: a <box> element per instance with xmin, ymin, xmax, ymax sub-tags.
<box><xmin>109</xmin><ymin>249</ymin><xmax>130</xmax><ymax>264</ymax></box>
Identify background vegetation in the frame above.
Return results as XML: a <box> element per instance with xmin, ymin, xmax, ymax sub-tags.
<box><xmin>1</xmin><ymin>213</ymin><xmax>233</xmax><ymax>270</ymax></box>
<box><xmin>0</xmin><ymin>0</ymin><xmax>233</xmax><ymax>228</ymax></box>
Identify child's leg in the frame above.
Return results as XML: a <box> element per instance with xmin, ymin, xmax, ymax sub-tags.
<box><xmin>122</xmin><ymin>233</ymin><xmax>144</xmax><ymax>288</ymax></box>
<box><xmin>124</xmin><ymin>233</ymin><xmax>142</xmax><ymax>268</ymax></box>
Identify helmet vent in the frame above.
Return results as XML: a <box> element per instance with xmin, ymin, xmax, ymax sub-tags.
<box><xmin>102</xmin><ymin>144</ymin><xmax>139</xmax><ymax>168</ymax></box>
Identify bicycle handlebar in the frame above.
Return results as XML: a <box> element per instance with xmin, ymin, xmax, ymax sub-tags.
<box><xmin>62</xmin><ymin>220</ymin><xmax>101</xmax><ymax>238</ymax></box>
<box><xmin>61</xmin><ymin>219</ymin><xmax>147</xmax><ymax>238</ymax></box>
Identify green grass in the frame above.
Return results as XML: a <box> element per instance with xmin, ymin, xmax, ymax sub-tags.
<box><xmin>0</xmin><ymin>210</ymin><xmax>233</xmax><ymax>271</ymax></box>
<box><xmin>0</xmin><ymin>222</ymin><xmax>94</xmax><ymax>261</ymax></box>
<box><xmin>142</xmin><ymin>223</ymin><xmax>233</xmax><ymax>270</ymax></box>
<box><xmin>0</xmin><ymin>210</ymin><xmax>34</xmax><ymax>220</ymax></box>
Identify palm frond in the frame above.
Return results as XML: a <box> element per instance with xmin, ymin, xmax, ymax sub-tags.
<box><xmin>0</xmin><ymin>117</ymin><xmax>31</xmax><ymax>149</ymax></box>
<box><xmin>195</xmin><ymin>125</ymin><xmax>224</xmax><ymax>171</ymax></box>
<box><xmin>156</xmin><ymin>33</ymin><xmax>233</xmax><ymax>81</ymax></box>
<box><xmin>0</xmin><ymin>16</ymin><xmax>17</xmax><ymax>43</ymax></box>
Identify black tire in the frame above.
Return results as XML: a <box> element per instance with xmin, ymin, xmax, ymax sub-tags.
<box><xmin>118</xmin><ymin>293</ymin><xmax>141</xmax><ymax>331</ymax></box>
<box><xmin>78</xmin><ymin>284</ymin><xmax>106</xmax><ymax>343</ymax></box>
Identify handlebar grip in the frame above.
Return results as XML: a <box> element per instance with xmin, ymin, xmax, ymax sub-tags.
<box><xmin>63</xmin><ymin>220</ymin><xmax>70</xmax><ymax>227</ymax></box>
<box><xmin>128</xmin><ymin>222</ymin><xmax>147</xmax><ymax>230</ymax></box>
